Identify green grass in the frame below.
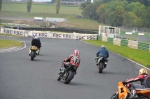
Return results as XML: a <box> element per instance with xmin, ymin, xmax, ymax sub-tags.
<box><xmin>0</xmin><ymin>34</ymin><xmax>22</xmax><ymax>38</ymax></box>
<box><xmin>83</xmin><ymin>40</ymin><xmax>150</xmax><ymax>68</ymax></box>
<box><xmin>2</xmin><ymin>2</ymin><xmax>82</xmax><ymax>14</ymax></box>
<box><xmin>0</xmin><ymin>39</ymin><xmax>23</xmax><ymax>49</ymax></box>
<box><xmin>0</xmin><ymin>2</ymin><xmax>101</xmax><ymax>30</ymax></box>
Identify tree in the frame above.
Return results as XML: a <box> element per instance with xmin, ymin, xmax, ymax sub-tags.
<box><xmin>122</xmin><ymin>11</ymin><xmax>137</xmax><ymax>27</ymax></box>
<box><xmin>27</xmin><ymin>0</ymin><xmax>32</xmax><ymax>12</ymax></box>
<box><xmin>55</xmin><ymin>0</ymin><xmax>60</xmax><ymax>14</ymax></box>
<box><xmin>0</xmin><ymin>0</ymin><xmax>2</xmax><ymax>11</ymax></box>
<box><xmin>127</xmin><ymin>0</ymin><xmax>150</xmax><ymax>6</ymax></box>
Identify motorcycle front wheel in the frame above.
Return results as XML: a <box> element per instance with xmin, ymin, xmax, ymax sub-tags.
<box><xmin>110</xmin><ymin>93</ymin><xmax>118</xmax><ymax>99</ymax></box>
<box><xmin>64</xmin><ymin>71</ymin><xmax>74</xmax><ymax>84</ymax></box>
<box><xmin>57</xmin><ymin>74</ymin><xmax>61</xmax><ymax>81</ymax></box>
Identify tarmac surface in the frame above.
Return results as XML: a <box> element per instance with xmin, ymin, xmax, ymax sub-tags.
<box><xmin>0</xmin><ymin>36</ymin><xmax>149</xmax><ymax>99</ymax></box>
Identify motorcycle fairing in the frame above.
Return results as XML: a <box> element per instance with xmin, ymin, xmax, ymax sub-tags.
<box><xmin>118</xmin><ymin>82</ymin><xmax>130</xmax><ymax>99</ymax></box>
<box><xmin>136</xmin><ymin>89</ymin><xmax>150</xmax><ymax>98</ymax></box>
<box><xmin>31</xmin><ymin>46</ymin><xmax>38</xmax><ymax>51</ymax></box>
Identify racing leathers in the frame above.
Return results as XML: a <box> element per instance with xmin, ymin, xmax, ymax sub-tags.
<box><xmin>32</xmin><ymin>38</ymin><xmax>41</xmax><ymax>48</ymax></box>
<box><xmin>60</xmin><ymin>54</ymin><xmax>80</xmax><ymax>73</ymax></box>
<box><xmin>124</xmin><ymin>74</ymin><xmax>150</xmax><ymax>88</ymax></box>
<box><xmin>123</xmin><ymin>74</ymin><xmax>150</xmax><ymax>98</ymax></box>
<box><xmin>31</xmin><ymin>39</ymin><xmax>41</xmax><ymax>49</ymax></box>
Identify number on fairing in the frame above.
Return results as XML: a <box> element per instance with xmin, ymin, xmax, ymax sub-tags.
<box><xmin>72</xmin><ymin>56</ymin><xmax>79</xmax><ymax>64</ymax></box>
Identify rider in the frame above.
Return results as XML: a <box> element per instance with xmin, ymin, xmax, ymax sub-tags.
<box><xmin>31</xmin><ymin>36</ymin><xmax>41</xmax><ymax>49</ymax></box>
<box><xmin>60</xmin><ymin>49</ymin><xmax>81</xmax><ymax>74</ymax></box>
<box><xmin>123</xmin><ymin>68</ymin><xmax>150</xmax><ymax>88</ymax></box>
<box><xmin>95</xmin><ymin>45</ymin><xmax>109</xmax><ymax>68</ymax></box>
<box><xmin>32</xmin><ymin>35</ymin><xmax>42</xmax><ymax>48</ymax></box>
<box><xmin>123</xmin><ymin>68</ymin><xmax>150</xmax><ymax>98</ymax></box>
<box><xmin>29</xmin><ymin>36</ymin><xmax>41</xmax><ymax>56</ymax></box>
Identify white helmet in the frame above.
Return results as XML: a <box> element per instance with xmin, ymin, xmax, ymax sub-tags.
<box><xmin>101</xmin><ymin>44</ymin><xmax>105</xmax><ymax>48</ymax></box>
<box><xmin>34</xmin><ymin>36</ymin><xmax>39</xmax><ymax>39</ymax></box>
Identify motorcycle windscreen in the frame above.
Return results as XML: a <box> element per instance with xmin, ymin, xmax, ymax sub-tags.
<box><xmin>118</xmin><ymin>82</ymin><xmax>129</xmax><ymax>99</ymax></box>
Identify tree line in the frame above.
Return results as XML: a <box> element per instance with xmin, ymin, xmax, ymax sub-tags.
<box><xmin>0</xmin><ymin>0</ymin><xmax>150</xmax><ymax>30</ymax></box>
<box><xmin>81</xmin><ymin>0</ymin><xmax>150</xmax><ymax>29</ymax></box>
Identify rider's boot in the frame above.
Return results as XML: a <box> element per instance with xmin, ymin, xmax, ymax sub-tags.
<box><xmin>129</xmin><ymin>89</ymin><xmax>137</xmax><ymax>99</ymax></box>
<box><xmin>104</xmin><ymin>64</ymin><xmax>107</xmax><ymax>68</ymax></box>
<box><xmin>29</xmin><ymin>50</ymin><xmax>31</xmax><ymax>56</ymax></box>
<box><xmin>60</xmin><ymin>67</ymin><xmax>65</xmax><ymax>74</ymax></box>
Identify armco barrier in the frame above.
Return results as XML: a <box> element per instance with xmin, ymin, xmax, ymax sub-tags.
<box><xmin>0</xmin><ymin>27</ymin><xmax>98</xmax><ymax>40</ymax></box>
<box><xmin>98</xmin><ymin>35</ymin><xmax>150</xmax><ymax>52</ymax></box>
<box><xmin>6</xmin><ymin>26</ymin><xmax>98</xmax><ymax>34</ymax></box>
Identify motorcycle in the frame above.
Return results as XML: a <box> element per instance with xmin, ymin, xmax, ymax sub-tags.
<box><xmin>95</xmin><ymin>57</ymin><xmax>107</xmax><ymax>73</ymax></box>
<box><xmin>57</xmin><ymin>62</ymin><xmax>76</xmax><ymax>84</ymax></box>
<box><xmin>110</xmin><ymin>81</ymin><xmax>150</xmax><ymax>99</ymax></box>
<box><xmin>29</xmin><ymin>46</ymin><xmax>39</xmax><ymax>60</ymax></box>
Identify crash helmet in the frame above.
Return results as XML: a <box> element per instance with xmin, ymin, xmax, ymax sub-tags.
<box><xmin>101</xmin><ymin>44</ymin><xmax>105</xmax><ymax>48</ymax></box>
<box><xmin>34</xmin><ymin>36</ymin><xmax>39</xmax><ymax>39</ymax></box>
<box><xmin>139</xmin><ymin>68</ymin><xmax>148</xmax><ymax>75</ymax></box>
<box><xmin>74</xmin><ymin>49</ymin><xmax>80</xmax><ymax>56</ymax></box>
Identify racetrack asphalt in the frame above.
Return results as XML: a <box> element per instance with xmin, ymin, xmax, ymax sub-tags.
<box><xmin>0</xmin><ymin>36</ymin><xmax>149</xmax><ymax>99</ymax></box>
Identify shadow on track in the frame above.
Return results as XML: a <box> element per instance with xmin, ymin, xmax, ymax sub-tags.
<box><xmin>94</xmin><ymin>70</ymin><xmax>124</xmax><ymax>75</ymax></box>
<box><xmin>58</xmin><ymin>81</ymin><xmax>90</xmax><ymax>86</ymax></box>
<box><xmin>30</xmin><ymin>59</ymin><xmax>51</xmax><ymax>62</ymax></box>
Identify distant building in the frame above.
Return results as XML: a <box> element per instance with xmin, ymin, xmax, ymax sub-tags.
<box><xmin>10</xmin><ymin>0</ymin><xmax>26</xmax><ymax>1</ymax></box>
<box><xmin>60</xmin><ymin>0</ymin><xmax>91</xmax><ymax>5</ymax></box>
<box><xmin>12</xmin><ymin>0</ymin><xmax>21</xmax><ymax>1</ymax></box>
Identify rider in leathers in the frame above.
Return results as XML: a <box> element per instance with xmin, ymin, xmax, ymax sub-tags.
<box><xmin>60</xmin><ymin>49</ymin><xmax>80</xmax><ymax>73</ymax></box>
<box><xmin>31</xmin><ymin>36</ymin><xmax>41</xmax><ymax>49</ymax></box>
<box><xmin>123</xmin><ymin>68</ymin><xmax>150</xmax><ymax>98</ymax></box>
<box><xmin>124</xmin><ymin>68</ymin><xmax>150</xmax><ymax>87</ymax></box>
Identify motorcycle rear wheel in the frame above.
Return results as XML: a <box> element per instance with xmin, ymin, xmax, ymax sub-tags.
<box><xmin>99</xmin><ymin>63</ymin><xmax>104</xmax><ymax>73</ymax></box>
<box><xmin>139</xmin><ymin>96</ymin><xmax>149</xmax><ymax>99</ymax></box>
<box><xmin>31</xmin><ymin>51</ymin><xmax>36</xmax><ymax>60</ymax></box>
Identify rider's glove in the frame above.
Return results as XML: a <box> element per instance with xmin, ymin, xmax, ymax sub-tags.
<box><xmin>62</xmin><ymin>60</ymin><xmax>66</xmax><ymax>62</ymax></box>
<box><xmin>122</xmin><ymin>81</ymin><xmax>127</xmax><ymax>85</ymax></box>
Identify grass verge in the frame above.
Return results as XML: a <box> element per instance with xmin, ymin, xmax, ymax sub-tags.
<box><xmin>83</xmin><ymin>40</ymin><xmax>150</xmax><ymax>68</ymax></box>
<box><xmin>0</xmin><ymin>34</ymin><xmax>22</xmax><ymax>37</ymax></box>
<box><xmin>0</xmin><ymin>39</ymin><xmax>23</xmax><ymax>49</ymax></box>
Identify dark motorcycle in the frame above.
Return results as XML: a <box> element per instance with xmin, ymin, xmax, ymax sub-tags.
<box><xmin>96</xmin><ymin>57</ymin><xmax>107</xmax><ymax>73</ymax></box>
<box><xmin>29</xmin><ymin>46</ymin><xmax>39</xmax><ymax>60</ymax></box>
<box><xmin>57</xmin><ymin>62</ymin><xmax>76</xmax><ymax>84</ymax></box>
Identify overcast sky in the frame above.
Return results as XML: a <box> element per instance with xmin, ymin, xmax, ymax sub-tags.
<box><xmin>33</xmin><ymin>0</ymin><xmax>51</xmax><ymax>2</ymax></box>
